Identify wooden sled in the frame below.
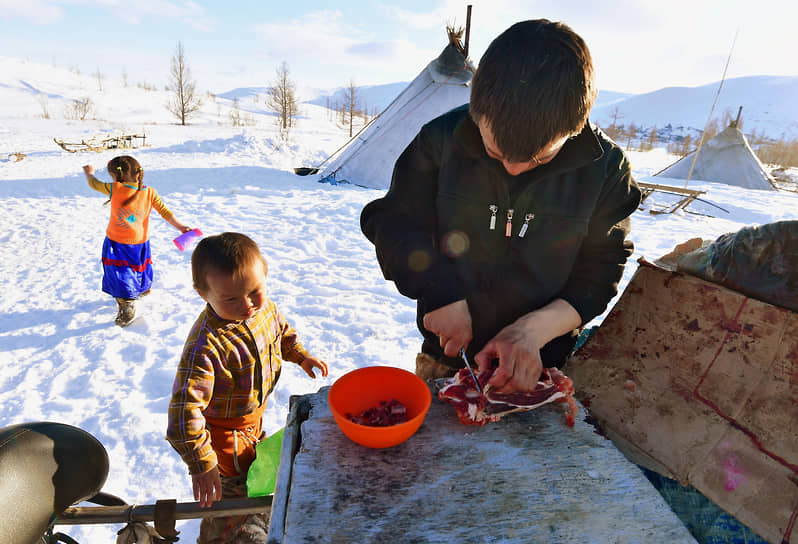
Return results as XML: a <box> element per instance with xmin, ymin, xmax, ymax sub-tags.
<box><xmin>0</xmin><ymin>421</ymin><xmax>271</xmax><ymax>544</ymax></box>
<box><xmin>564</xmin><ymin>258</ymin><xmax>798</xmax><ymax>544</ymax></box>
<box><xmin>637</xmin><ymin>181</ymin><xmax>707</xmax><ymax>215</ymax></box>
<box><xmin>54</xmin><ymin>133</ymin><xmax>147</xmax><ymax>153</ymax></box>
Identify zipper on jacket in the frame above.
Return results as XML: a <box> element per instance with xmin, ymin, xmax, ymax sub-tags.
<box><xmin>489</xmin><ymin>204</ymin><xmax>498</xmax><ymax>230</ymax></box>
<box><xmin>504</xmin><ymin>209</ymin><xmax>514</xmax><ymax>237</ymax></box>
<box><xmin>518</xmin><ymin>213</ymin><xmax>535</xmax><ymax>238</ymax></box>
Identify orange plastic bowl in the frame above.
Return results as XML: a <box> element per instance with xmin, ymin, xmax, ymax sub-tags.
<box><xmin>328</xmin><ymin>366</ymin><xmax>431</xmax><ymax>449</ymax></box>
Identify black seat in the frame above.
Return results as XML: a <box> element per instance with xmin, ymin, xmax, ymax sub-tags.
<box><xmin>0</xmin><ymin>421</ymin><xmax>110</xmax><ymax>544</ymax></box>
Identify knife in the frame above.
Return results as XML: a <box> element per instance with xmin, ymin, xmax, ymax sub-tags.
<box><xmin>460</xmin><ymin>348</ymin><xmax>482</xmax><ymax>393</ymax></box>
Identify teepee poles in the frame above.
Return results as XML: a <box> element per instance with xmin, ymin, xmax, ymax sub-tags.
<box><xmin>464</xmin><ymin>5</ymin><xmax>472</xmax><ymax>58</ymax></box>
<box><xmin>684</xmin><ymin>29</ymin><xmax>739</xmax><ymax>188</ymax></box>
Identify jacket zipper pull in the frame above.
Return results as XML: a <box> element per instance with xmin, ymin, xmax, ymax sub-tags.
<box><xmin>489</xmin><ymin>204</ymin><xmax>498</xmax><ymax>230</ymax></box>
<box><xmin>518</xmin><ymin>213</ymin><xmax>535</xmax><ymax>238</ymax></box>
<box><xmin>505</xmin><ymin>209</ymin><xmax>514</xmax><ymax>237</ymax></box>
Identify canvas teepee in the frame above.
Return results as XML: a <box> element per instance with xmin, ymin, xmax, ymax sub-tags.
<box><xmin>654</xmin><ymin>123</ymin><xmax>776</xmax><ymax>191</ymax></box>
<box><xmin>316</xmin><ymin>27</ymin><xmax>475</xmax><ymax>190</ymax></box>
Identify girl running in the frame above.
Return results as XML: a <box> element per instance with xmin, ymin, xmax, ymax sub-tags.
<box><xmin>83</xmin><ymin>155</ymin><xmax>192</xmax><ymax>326</ymax></box>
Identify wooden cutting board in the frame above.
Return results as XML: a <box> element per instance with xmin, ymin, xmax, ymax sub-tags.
<box><xmin>267</xmin><ymin>385</ymin><xmax>696</xmax><ymax>543</ymax></box>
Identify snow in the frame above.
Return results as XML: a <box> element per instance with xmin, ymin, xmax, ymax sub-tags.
<box><xmin>1</xmin><ymin>56</ymin><xmax>797</xmax><ymax>543</ymax></box>
<box><xmin>591</xmin><ymin>75</ymin><xmax>798</xmax><ymax>139</ymax></box>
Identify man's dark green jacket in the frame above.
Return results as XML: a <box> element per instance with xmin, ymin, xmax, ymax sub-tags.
<box><xmin>361</xmin><ymin>104</ymin><xmax>642</xmax><ymax>367</ymax></box>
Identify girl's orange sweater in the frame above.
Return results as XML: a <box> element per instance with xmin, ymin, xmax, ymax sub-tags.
<box><xmin>88</xmin><ymin>175</ymin><xmax>174</xmax><ymax>244</ymax></box>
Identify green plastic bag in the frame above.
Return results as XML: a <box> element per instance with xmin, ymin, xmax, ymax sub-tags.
<box><xmin>246</xmin><ymin>428</ymin><xmax>284</xmax><ymax>497</ymax></box>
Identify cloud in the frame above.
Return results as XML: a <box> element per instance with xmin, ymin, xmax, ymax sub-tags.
<box><xmin>0</xmin><ymin>0</ymin><xmax>64</xmax><ymax>24</ymax></box>
<box><xmin>109</xmin><ymin>0</ymin><xmax>214</xmax><ymax>28</ymax></box>
<box><xmin>377</xmin><ymin>4</ymin><xmax>447</xmax><ymax>31</ymax></box>
<box><xmin>345</xmin><ymin>41</ymin><xmax>401</xmax><ymax>59</ymax></box>
<box><xmin>252</xmin><ymin>9</ymin><xmax>437</xmax><ymax>86</ymax></box>
<box><xmin>0</xmin><ymin>0</ymin><xmax>215</xmax><ymax>28</ymax></box>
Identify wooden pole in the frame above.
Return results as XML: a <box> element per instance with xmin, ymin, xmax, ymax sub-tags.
<box><xmin>464</xmin><ymin>5</ymin><xmax>472</xmax><ymax>58</ymax></box>
<box><xmin>54</xmin><ymin>496</ymin><xmax>272</xmax><ymax>525</ymax></box>
<box><xmin>684</xmin><ymin>28</ymin><xmax>738</xmax><ymax>188</ymax></box>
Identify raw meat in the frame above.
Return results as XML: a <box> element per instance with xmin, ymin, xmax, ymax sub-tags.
<box><xmin>347</xmin><ymin>399</ymin><xmax>408</xmax><ymax>427</ymax></box>
<box><xmin>438</xmin><ymin>366</ymin><xmax>578</xmax><ymax>427</ymax></box>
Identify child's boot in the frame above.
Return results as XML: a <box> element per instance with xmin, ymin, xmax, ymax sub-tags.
<box><xmin>115</xmin><ymin>298</ymin><xmax>136</xmax><ymax>327</ymax></box>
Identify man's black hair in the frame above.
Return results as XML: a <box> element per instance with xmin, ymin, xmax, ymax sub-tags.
<box><xmin>470</xmin><ymin>19</ymin><xmax>597</xmax><ymax>162</ymax></box>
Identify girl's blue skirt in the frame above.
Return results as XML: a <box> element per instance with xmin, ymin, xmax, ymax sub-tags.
<box><xmin>101</xmin><ymin>237</ymin><xmax>153</xmax><ymax>299</ymax></box>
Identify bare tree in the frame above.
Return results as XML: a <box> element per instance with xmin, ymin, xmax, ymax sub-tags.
<box><xmin>94</xmin><ymin>67</ymin><xmax>104</xmax><ymax>92</ymax></box>
<box><xmin>38</xmin><ymin>94</ymin><xmax>50</xmax><ymax>119</ymax></box>
<box><xmin>604</xmin><ymin>106</ymin><xmax>624</xmax><ymax>141</ymax></box>
<box><xmin>64</xmin><ymin>97</ymin><xmax>95</xmax><ymax>120</ymax></box>
<box><xmin>267</xmin><ymin>61</ymin><xmax>298</xmax><ymax>138</ymax></box>
<box><xmin>344</xmin><ymin>78</ymin><xmax>359</xmax><ymax>137</ymax></box>
<box><xmin>644</xmin><ymin>126</ymin><xmax>658</xmax><ymax>151</ymax></box>
<box><xmin>667</xmin><ymin>133</ymin><xmax>694</xmax><ymax>157</ymax></box>
<box><xmin>231</xmin><ymin>97</ymin><xmax>242</xmax><ymax>127</ymax></box>
<box><xmin>702</xmin><ymin>117</ymin><xmax>721</xmax><ymax>142</ymax></box>
<box><xmin>166</xmin><ymin>41</ymin><xmax>202</xmax><ymax>125</ymax></box>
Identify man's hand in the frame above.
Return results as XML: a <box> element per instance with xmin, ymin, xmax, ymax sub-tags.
<box><xmin>474</xmin><ymin>299</ymin><xmax>582</xmax><ymax>393</ymax></box>
<box><xmin>192</xmin><ymin>465</ymin><xmax>222</xmax><ymax>508</ymax></box>
<box><xmin>474</xmin><ymin>319</ymin><xmax>544</xmax><ymax>393</ymax></box>
<box><xmin>422</xmin><ymin>299</ymin><xmax>472</xmax><ymax>357</ymax></box>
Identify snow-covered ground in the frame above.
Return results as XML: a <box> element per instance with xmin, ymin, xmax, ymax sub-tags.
<box><xmin>1</xmin><ymin>57</ymin><xmax>797</xmax><ymax>542</ymax></box>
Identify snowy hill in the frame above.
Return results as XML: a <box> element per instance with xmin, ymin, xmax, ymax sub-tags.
<box><xmin>304</xmin><ymin>81</ymin><xmax>409</xmax><ymax>114</ymax></box>
<box><xmin>594</xmin><ymin>89</ymin><xmax>634</xmax><ymax>109</ymax></box>
<box><xmin>4</xmin><ymin>55</ymin><xmax>797</xmax><ymax>142</ymax></box>
<box><xmin>301</xmin><ymin>75</ymin><xmax>798</xmax><ymax>140</ymax></box>
<box><xmin>591</xmin><ymin>75</ymin><xmax>798</xmax><ymax>139</ymax></box>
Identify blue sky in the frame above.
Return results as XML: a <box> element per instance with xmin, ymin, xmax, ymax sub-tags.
<box><xmin>1</xmin><ymin>0</ymin><xmax>795</xmax><ymax>95</ymax></box>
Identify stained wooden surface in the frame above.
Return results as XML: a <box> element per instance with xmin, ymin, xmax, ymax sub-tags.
<box><xmin>565</xmin><ymin>259</ymin><xmax>798</xmax><ymax>544</ymax></box>
<box><xmin>268</xmin><ymin>385</ymin><xmax>696</xmax><ymax>543</ymax></box>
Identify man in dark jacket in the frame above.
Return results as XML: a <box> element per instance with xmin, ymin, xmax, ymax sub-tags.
<box><xmin>360</xmin><ymin>19</ymin><xmax>641</xmax><ymax>394</ymax></box>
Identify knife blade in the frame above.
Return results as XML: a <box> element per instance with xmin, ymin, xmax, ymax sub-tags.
<box><xmin>460</xmin><ymin>348</ymin><xmax>482</xmax><ymax>393</ymax></box>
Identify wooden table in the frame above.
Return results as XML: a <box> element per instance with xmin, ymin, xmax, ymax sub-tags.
<box><xmin>267</xmin><ymin>386</ymin><xmax>697</xmax><ymax>543</ymax></box>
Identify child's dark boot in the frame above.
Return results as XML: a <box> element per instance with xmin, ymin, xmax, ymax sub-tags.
<box><xmin>115</xmin><ymin>298</ymin><xmax>136</xmax><ymax>327</ymax></box>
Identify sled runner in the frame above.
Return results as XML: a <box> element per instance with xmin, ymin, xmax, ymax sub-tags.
<box><xmin>54</xmin><ymin>133</ymin><xmax>147</xmax><ymax>153</ymax></box>
<box><xmin>0</xmin><ymin>421</ymin><xmax>271</xmax><ymax>544</ymax></box>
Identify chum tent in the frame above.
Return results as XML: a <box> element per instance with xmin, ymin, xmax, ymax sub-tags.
<box><xmin>654</xmin><ymin>123</ymin><xmax>776</xmax><ymax>191</ymax></box>
<box><xmin>315</xmin><ymin>28</ymin><xmax>475</xmax><ymax>190</ymax></box>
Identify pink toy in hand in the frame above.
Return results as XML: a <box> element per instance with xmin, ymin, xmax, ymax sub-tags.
<box><xmin>173</xmin><ymin>228</ymin><xmax>203</xmax><ymax>251</ymax></box>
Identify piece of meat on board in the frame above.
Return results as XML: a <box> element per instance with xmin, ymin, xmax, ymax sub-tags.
<box><xmin>438</xmin><ymin>366</ymin><xmax>578</xmax><ymax>427</ymax></box>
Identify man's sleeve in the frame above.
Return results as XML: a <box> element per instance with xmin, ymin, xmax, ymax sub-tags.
<box><xmin>559</xmin><ymin>147</ymin><xmax>642</xmax><ymax>323</ymax></box>
<box><xmin>360</xmin><ymin>125</ymin><xmax>466</xmax><ymax>312</ymax></box>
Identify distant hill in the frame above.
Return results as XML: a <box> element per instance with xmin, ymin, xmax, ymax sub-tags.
<box><xmin>590</xmin><ymin>75</ymin><xmax>798</xmax><ymax>139</ymax></box>
<box><xmin>215</xmin><ymin>82</ymin><xmax>410</xmax><ymax>117</ymax></box>
<box><xmin>297</xmin><ymin>75</ymin><xmax>798</xmax><ymax>140</ymax></box>
<box><xmin>594</xmin><ymin>90</ymin><xmax>634</xmax><ymax>109</ymax></box>
<box><xmin>304</xmin><ymin>82</ymin><xmax>409</xmax><ymax>115</ymax></box>
<box><xmin>2</xmin><ymin>54</ymin><xmax>795</xmax><ymax>141</ymax></box>
<box><xmin>216</xmin><ymin>87</ymin><xmax>267</xmax><ymax>101</ymax></box>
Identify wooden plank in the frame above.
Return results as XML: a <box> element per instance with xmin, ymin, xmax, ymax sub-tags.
<box><xmin>268</xmin><ymin>395</ymin><xmax>308</xmax><ymax>543</ymax></box>
<box><xmin>269</xmin><ymin>386</ymin><xmax>697</xmax><ymax>543</ymax></box>
<box><xmin>637</xmin><ymin>181</ymin><xmax>706</xmax><ymax>197</ymax></box>
<box><xmin>637</xmin><ymin>181</ymin><xmax>708</xmax><ymax>214</ymax></box>
<box><xmin>55</xmin><ymin>497</ymin><xmax>272</xmax><ymax>525</ymax></box>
